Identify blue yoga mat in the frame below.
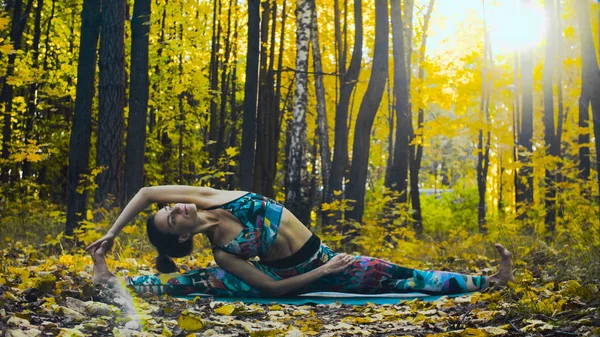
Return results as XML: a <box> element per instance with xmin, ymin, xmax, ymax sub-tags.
<box><xmin>176</xmin><ymin>291</ymin><xmax>472</xmax><ymax>305</ymax></box>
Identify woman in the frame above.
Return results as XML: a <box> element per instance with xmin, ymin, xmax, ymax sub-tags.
<box><xmin>87</xmin><ymin>186</ymin><xmax>515</xmax><ymax>297</ymax></box>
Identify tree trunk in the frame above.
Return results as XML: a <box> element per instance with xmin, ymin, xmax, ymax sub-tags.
<box><xmin>124</xmin><ymin>0</ymin><xmax>151</xmax><ymax>203</ymax></box>
<box><xmin>0</xmin><ymin>0</ymin><xmax>35</xmax><ymax>184</ymax></box>
<box><xmin>215</xmin><ymin>0</ymin><xmax>234</xmax><ymax>170</ymax></box>
<box><xmin>263</xmin><ymin>0</ymin><xmax>281</xmax><ymax>199</ymax></box>
<box><xmin>477</xmin><ymin>0</ymin><xmax>492</xmax><ymax>233</ymax></box>
<box><xmin>22</xmin><ymin>0</ymin><xmax>43</xmax><ymax>178</ymax></box>
<box><xmin>516</xmin><ymin>0</ymin><xmax>534</xmax><ymax>222</ymax></box>
<box><xmin>311</xmin><ymin>0</ymin><xmax>332</xmax><ymax>207</ymax></box>
<box><xmin>239</xmin><ymin>0</ymin><xmax>260</xmax><ymax>191</ymax></box>
<box><xmin>403</xmin><ymin>0</ymin><xmax>414</xmax><ymax>89</ymax></box>
<box><xmin>65</xmin><ymin>0</ymin><xmax>101</xmax><ymax>235</ymax></box>
<box><xmin>575</xmin><ymin>0</ymin><xmax>600</xmax><ymax>195</ymax></box>
<box><xmin>543</xmin><ymin>0</ymin><xmax>558</xmax><ymax>232</ymax></box>
<box><xmin>330</xmin><ymin>0</ymin><xmax>362</xmax><ymax>199</ymax></box>
<box><xmin>208</xmin><ymin>0</ymin><xmax>221</xmax><ymax>164</ymax></box>
<box><xmin>95</xmin><ymin>0</ymin><xmax>126</xmax><ymax>208</ymax></box>
<box><xmin>388</xmin><ymin>0</ymin><xmax>410</xmax><ymax>206</ymax></box>
<box><xmin>345</xmin><ymin>0</ymin><xmax>388</xmax><ymax>223</ymax></box>
<box><xmin>285</xmin><ymin>0</ymin><xmax>312</xmax><ymax>225</ymax></box>
<box><xmin>408</xmin><ymin>0</ymin><xmax>434</xmax><ymax>234</ymax></box>
<box><xmin>253</xmin><ymin>0</ymin><xmax>271</xmax><ymax>196</ymax></box>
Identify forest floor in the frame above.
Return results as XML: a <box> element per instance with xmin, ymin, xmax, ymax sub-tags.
<box><xmin>1</xmin><ymin>242</ymin><xmax>599</xmax><ymax>337</ymax></box>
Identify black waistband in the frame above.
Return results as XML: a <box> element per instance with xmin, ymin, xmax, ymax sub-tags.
<box><xmin>262</xmin><ymin>234</ymin><xmax>321</xmax><ymax>269</ymax></box>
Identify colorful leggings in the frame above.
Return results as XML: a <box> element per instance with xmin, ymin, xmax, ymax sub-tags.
<box><xmin>127</xmin><ymin>244</ymin><xmax>486</xmax><ymax>297</ymax></box>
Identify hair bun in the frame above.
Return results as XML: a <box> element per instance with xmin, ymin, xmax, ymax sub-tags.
<box><xmin>155</xmin><ymin>253</ymin><xmax>179</xmax><ymax>273</ymax></box>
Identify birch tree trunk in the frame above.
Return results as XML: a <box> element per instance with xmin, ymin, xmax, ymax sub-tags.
<box><xmin>285</xmin><ymin>0</ymin><xmax>312</xmax><ymax>225</ymax></box>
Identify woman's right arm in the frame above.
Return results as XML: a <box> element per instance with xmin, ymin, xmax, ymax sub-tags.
<box><xmin>213</xmin><ymin>249</ymin><xmax>354</xmax><ymax>296</ymax></box>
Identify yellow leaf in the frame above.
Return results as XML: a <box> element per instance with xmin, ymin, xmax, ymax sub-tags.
<box><xmin>177</xmin><ymin>313</ymin><xmax>203</xmax><ymax>332</ymax></box>
<box><xmin>0</xmin><ymin>43</ymin><xmax>14</xmax><ymax>55</ymax></box>
<box><xmin>461</xmin><ymin>328</ymin><xmax>488</xmax><ymax>337</ymax></box>
<box><xmin>225</xmin><ymin>147</ymin><xmax>238</xmax><ymax>157</ymax></box>
<box><xmin>215</xmin><ymin>304</ymin><xmax>236</xmax><ymax>315</ymax></box>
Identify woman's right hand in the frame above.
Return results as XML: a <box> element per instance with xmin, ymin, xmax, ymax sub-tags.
<box><xmin>323</xmin><ymin>253</ymin><xmax>355</xmax><ymax>275</ymax></box>
<box><xmin>86</xmin><ymin>232</ymin><xmax>116</xmax><ymax>253</ymax></box>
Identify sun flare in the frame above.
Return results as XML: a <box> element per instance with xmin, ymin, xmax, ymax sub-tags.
<box><xmin>487</xmin><ymin>1</ymin><xmax>547</xmax><ymax>54</ymax></box>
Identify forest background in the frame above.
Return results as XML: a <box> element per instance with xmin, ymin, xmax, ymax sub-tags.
<box><xmin>0</xmin><ymin>0</ymin><xmax>600</xmax><ymax>334</ymax></box>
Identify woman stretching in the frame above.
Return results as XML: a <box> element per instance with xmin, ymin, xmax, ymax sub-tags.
<box><xmin>87</xmin><ymin>186</ymin><xmax>515</xmax><ymax>297</ymax></box>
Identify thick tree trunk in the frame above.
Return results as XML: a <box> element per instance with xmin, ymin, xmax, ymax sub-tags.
<box><xmin>65</xmin><ymin>0</ymin><xmax>101</xmax><ymax>235</ymax></box>
<box><xmin>575</xmin><ymin>0</ymin><xmax>600</xmax><ymax>195</ymax></box>
<box><xmin>543</xmin><ymin>0</ymin><xmax>559</xmax><ymax>232</ymax></box>
<box><xmin>0</xmin><ymin>0</ymin><xmax>35</xmax><ymax>184</ymax></box>
<box><xmin>22</xmin><ymin>0</ymin><xmax>43</xmax><ymax>178</ymax></box>
<box><xmin>330</xmin><ymin>0</ymin><xmax>362</xmax><ymax>199</ymax></box>
<box><xmin>345</xmin><ymin>0</ymin><xmax>388</xmax><ymax>223</ymax></box>
<box><xmin>95</xmin><ymin>0</ymin><xmax>126</xmax><ymax>208</ymax></box>
<box><xmin>253</xmin><ymin>0</ymin><xmax>271</xmax><ymax>196</ymax></box>
<box><xmin>311</xmin><ymin>1</ymin><xmax>332</xmax><ymax>207</ymax></box>
<box><xmin>285</xmin><ymin>0</ymin><xmax>312</xmax><ymax>225</ymax></box>
<box><xmin>124</xmin><ymin>0</ymin><xmax>151</xmax><ymax>203</ymax></box>
<box><xmin>239</xmin><ymin>0</ymin><xmax>260</xmax><ymax>191</ymax></box>
<box><xmin>388</xmin><ymin>0</ymin><xmax>410</xmax><ymax>206</ymax></box>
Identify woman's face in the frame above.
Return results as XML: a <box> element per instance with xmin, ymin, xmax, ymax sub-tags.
<box><xmin>154</xmin><ymin>203</ymin><xmax>198</xmax><ymax>235</ymax></box>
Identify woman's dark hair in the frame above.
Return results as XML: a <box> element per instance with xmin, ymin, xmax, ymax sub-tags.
<box><xmin>146</xmin><ymin>214</ymin><xmax>194</xmax><ymax>273</ymax></box>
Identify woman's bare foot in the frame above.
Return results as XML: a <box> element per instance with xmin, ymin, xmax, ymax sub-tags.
<box><xmin>487</xmin><ymin>243</ymin><xmax>516</xmax><ymax>286</ymax></box>
<box><xmin>91</xmin><ymin>241</ymin><xmax>117</xmax><ymax>285</ymax></box>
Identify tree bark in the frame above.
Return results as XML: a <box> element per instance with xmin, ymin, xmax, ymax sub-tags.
<box><xmin>66</xmin><ymin>0</ymin><xmax>101</xmax><ymax>235</ymax></box>
<box><xmin>285</xmin><ymin>0</ymin><xmax>312</xmax><ymax>225</ymax></box>
<box><xmin>22</xmin><ymin>0</ymin><xmax>43</xmax><ymax>178</ymax></box>
<box><xmin>311</xmin><ymin>0</ymin><xmax>332</xmax><ymax>207</ymax></box>
<box><xmin>208</xmin><ymin>0</ymin><xmax>221</xmax><ymax>164</ymax></box>
<box><xmin>330</xmin><ymin>0</ymin><xmax>362</xmax><ymax>200</ymax></box>
<box><xmin>403</xmin><ymin>0</ymin><xmax>414</xmax><ymax>89</ymax></box>
<box><xmin>516</xmin><ymin>0</ymin><xmax>534</xmax><ymax>221</ymax></box>
<box><xmin>124</xmin><ymin>0</ymin><xmax>151</xmax><ymax>203</ymax></box>
<box><xmin>388</xmin><ymin>0</ymin><xmax>411</xmax><ymax>206</ymax></box>
<box><xmin>477</xmin><ymin>0</ymin><xmax>492</xmax><ymax>233</ymax></box>
<box><xmin>95</xmin><ymin>0</ymin><xmax>126</xmax><ymax>208</ymax></box>
<box><xmin>408</xmin><ymin>0</ymin><xmax>434</xmax><ymax>234</ymax></box>
<box><xmin>253</xmin><ymin>0</ymin><xmax>271</xmax><ymax>196</ymax></box>
<box><xmin>239</xmin><ymin>0</ymin><xmax>260</xmax><ymax>191</ymax></box>
<box><xmin>543</xmin><ymin>0</ymin><xmax>559</xmax><ymax>232</ymax></box>
<box><xmin>575</xmin><ymin>0</ymin><xmax>600</xmax><ymax>195</ymax></box>
<box><xmin>0</xmin><ymin>0</ymin><xmax>35</xmax><ymax>184</ymax></box>
<box><xmin>345</xmin><ymin>0</ymin><xmax>388</xmax><ymax>223</ymax></box>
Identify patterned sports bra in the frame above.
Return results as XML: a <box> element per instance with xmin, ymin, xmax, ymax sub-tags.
<box><xmin>207</xmin><ymin>192</ymin><xmax>284</xmax><ymax>259</ymax></box>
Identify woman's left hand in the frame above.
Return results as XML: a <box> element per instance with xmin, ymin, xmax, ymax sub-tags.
<box><xmin>323</xmin><ymin>253</ymin><xmax>355</xmax><ymax>274</ymax></box>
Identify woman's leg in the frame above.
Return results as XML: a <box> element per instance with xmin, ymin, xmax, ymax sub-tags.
<box><xmin>91</xmin><ymin>242</ymin><xmax>262</xmax><ymax>297</ymax></box>
<box><xmin>303</xmin><ymin>244</ymin><xmax>514</xmax><ymax>295</ymax></box>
